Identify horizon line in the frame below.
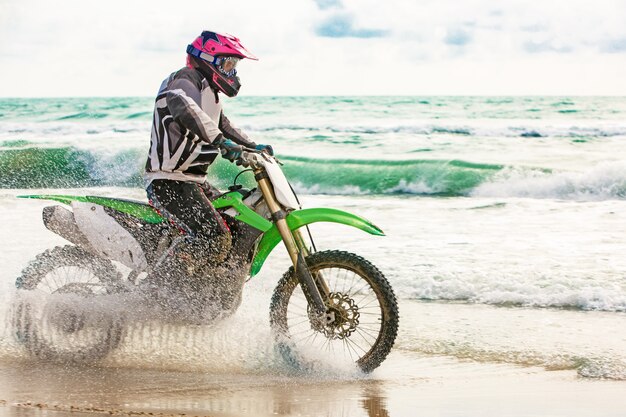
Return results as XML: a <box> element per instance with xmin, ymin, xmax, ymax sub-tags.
<box><xmin>1</xmin><ymin>93</ymin><xmax>626</xmax><ymax>100</ymax></box>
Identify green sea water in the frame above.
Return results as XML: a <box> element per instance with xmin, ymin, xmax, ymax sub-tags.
<box><xmin>1</xmin><ymin>96</ymin><xmax>625</xmax><ymax>197</ymax></box>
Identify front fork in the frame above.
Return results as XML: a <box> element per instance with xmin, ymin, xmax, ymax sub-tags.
<box><xmin>256</xmin><ymin>172</ymin><xmax>332</xmax><ymax>323</ymax></box>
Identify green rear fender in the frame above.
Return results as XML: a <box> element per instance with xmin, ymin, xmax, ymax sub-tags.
<box><xmin>250</xmin><ymin>208</ymin><xmax>385</xmax><ymax>276</ymax></box>
<box><xmin>17</xmin><ymin>194</ymin><xmax>165</xmax><ymax>224</ymax></box>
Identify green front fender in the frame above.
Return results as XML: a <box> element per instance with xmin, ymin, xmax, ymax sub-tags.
<box><xmin>250</xmin><ymin>208</ymin><xmax>385</xmax><ymax>277</ymax></box>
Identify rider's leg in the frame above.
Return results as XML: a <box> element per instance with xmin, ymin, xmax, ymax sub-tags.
<box><xmin>145</xmin><ymin>180</ymin><xmax>233</xmax><ymax>317</ymax></box>
<box><xmin>147</xmin><ymin>179</ymin><xmax>232</xmax><ymax>266</ymax></box>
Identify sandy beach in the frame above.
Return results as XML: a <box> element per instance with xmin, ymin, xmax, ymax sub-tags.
<box><xmin>1</xmin><ymin>190</ymin><xmax>626</xmax><ymax>416</ymax></box>
<box><xmin>1</xmin><ymin>349</ymin><xmax>625</xmax><ymax>417</ymax></box>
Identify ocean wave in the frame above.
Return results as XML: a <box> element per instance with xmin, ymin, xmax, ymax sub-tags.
<box><xmin>253</xmin><ymin>122</ymin><xmax>626</xmax><ymax>138</ymax></box>
<box><xmin>0</xmin><ymin>147</ymin><xmax>144</xmax><ymax>188</ymax></box>
<box><xmin>281</xmin><ymin>156</ymin><xmax>502</xmax><ymax>196</ymax></box>
<box><xmin>3</xmin><ymin>117</ymin><xmax>626</xmax><ymax>140</ymax></box>
<box><xmin>0</xmin><ymin>121</ymin><xmax>148</xmax><ymax>139</ymax></box>
<box><xmin>401</xmin><ymin>337</ymin><xmax>626</xmax><ymax>380</ymax></box>
<box><xmin>0</xmin><ymin>147</ymin><xmax>502</xmax><ymax>193</ymax></box>
<box><xmin>402</xmin><ymin>272</ymin><xmax>626</xmax><ymax>312</ymax></box>
<box><xmin>57</xmin><ymin>112</ymin><xmax>109</xmax><ymax>120</ymax></box>
<box><xmin>2</xmin><ymin>147</ymin><xmax>626</xmax><ymax>201</ymax></box>
<box><xmin>472</xmin><ymin>162</ymin><xmax>626</xmax><ymax>200</ymax></box>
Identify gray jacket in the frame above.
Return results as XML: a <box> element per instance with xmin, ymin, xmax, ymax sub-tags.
<box><xmin>144</xmin><ymin>67</ymin><xmax>256</xmax><ymax>184</ymax></box>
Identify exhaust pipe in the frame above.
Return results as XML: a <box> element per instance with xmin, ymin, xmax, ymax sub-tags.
<box><xmin>42</xmin><ymin>205</ymin><xmax>93</xmax><ymax>251</ymax></box>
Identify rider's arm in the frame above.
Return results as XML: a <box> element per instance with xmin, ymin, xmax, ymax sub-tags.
<box><xmin>165</xmin><ymin>79</ymin><xmax>223</xmax><ymax>144</ymax></box>
<box><xmin>218</xmin><ymin>112</ymin><xmax>257</xmax><ymax>149</ymax></box>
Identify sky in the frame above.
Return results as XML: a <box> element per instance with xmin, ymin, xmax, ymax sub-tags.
<box><xmin>1</xmin><ymin>0</ymin><xmax>626</xmax><ymax>97</ymax></box>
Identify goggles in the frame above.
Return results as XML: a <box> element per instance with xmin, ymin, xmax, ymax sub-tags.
<box><xmin>186</xmin><ymin>45</ymin><xmax>240</xmax><ymax>77</ymax></box>
<box><xmin>216</xmin><ymin>56</ymin><xmax>240</xmax><ymax>76</ymax></box>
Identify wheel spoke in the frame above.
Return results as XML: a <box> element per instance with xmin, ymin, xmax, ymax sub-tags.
<box><xmin>357</xmin><ymin>297</ymin><xmax>380</xmax><ymax>310</ymax></box>
<box><xmin>290</xmin><ymin>327</ymin><xmax>315</xmax><ymax>337</ymax></box>
<box><xmin>290</xmin><ymin>316</ymin><xmax>312</xmax><ymax>325</ymax></box>
<box><xmin>345</xmin><ymin>333</ymin><xmax>370</xmax><ymax>355</ymax></box>
<box><xmin>343</xmin><ymin>337</ymin><xmax>360</xmax><ymax>361</ymax></box>
<box><xmin>296</xmin><ymin>330</ymin><xmax>317</xmax><ymax>345</ymax></box>
<box><xmin>355</xmin><ymin>326</ymin><xmax>379</xmax><ymax>343</ymax></box>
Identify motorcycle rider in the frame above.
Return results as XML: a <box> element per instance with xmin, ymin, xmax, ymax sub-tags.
<box><xmin>144</xmin><ymin>30</ymin><xmax>273</xmax><ymax>277</ymax></box>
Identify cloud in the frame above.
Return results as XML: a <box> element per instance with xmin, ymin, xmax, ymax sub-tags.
<box><xmin>315</xmin><ymin>14</ymin><xmax>388</xmax><ymax>38</ymax></box>
<box><xmin>444</xmin><ymin>29</ymin><xmax>472</xmax><ymax>46</ymax></box>
<box><xmin>602</xmin><ymin>38</ymin><xmax>626</xmax><ymax>53</ymax></box>
<box><xmin>520</xmin><ymin>24</ymin><xmax>549</xmax><ymax>33</ymax></box>
<box><xmin>2</xmin><ymin>0</ymin><xmax>626</xmax><ymax>96</ymax></box>
<box><xmin>524</xmin><ymin>40</ymin><xmax>573</xmax><ymax>54</ymax></box>
<box><xmin>313</xmin><ymin>0</ymin><xmax>342</xmax><ymax>10</ymax></box>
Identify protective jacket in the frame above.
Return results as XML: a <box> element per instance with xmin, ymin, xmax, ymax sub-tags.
<box><xmin>144</xmin><ymin>67</ymin><xmax>256</xmax><ymax>184</ymax></box>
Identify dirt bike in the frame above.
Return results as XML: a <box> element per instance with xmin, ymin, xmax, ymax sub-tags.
<box><xmin>12</xmin><ymin>148</ymin><xmax>399</xmax><ymax>373</ymax></box>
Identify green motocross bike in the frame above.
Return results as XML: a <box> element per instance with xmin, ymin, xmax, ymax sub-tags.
<box><xmin>13</xmin><ymin>149</ymin><xmax>399</xmax><ymax>373</ymax></box>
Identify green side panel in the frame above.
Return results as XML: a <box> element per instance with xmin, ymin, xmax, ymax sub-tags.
<box><xmin>249</xmin><ymin>207</ymin><xmax>385</xmax><ymax>276</ymax></box>
<box><xmin>212</xmin><ymin>192</ymin><xmax>273</xmax><ymax>232</ymax></box>
<box><xmin>84</xmin><ymin>196</ymin><xmax>164</xmax><ymax>224</ymax></box>
<box><xmin>18</xmin><ymin>194</ymin><xmax>165</xmax><ymax>224</ymax></box>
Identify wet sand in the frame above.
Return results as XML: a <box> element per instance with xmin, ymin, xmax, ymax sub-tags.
<box><xmin>1</xmin><ymin>350</ymin><xmax>625</xmax><ymax>417</ymax></box>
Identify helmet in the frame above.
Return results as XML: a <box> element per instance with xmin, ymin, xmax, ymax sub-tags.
<box><xmin>186</xmin><ymin>31</ymin><xmax>258</xmax><ymax>97</ymax></box>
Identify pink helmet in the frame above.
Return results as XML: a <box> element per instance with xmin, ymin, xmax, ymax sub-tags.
<box><xmin>186</xmin><ymin>31</ymin><xmax>257</xmax><ymax>97</ymax></box>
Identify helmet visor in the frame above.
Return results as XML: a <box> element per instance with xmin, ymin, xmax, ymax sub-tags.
<box><xmin>218</xmin><ymin>56</ymin><xmax>240</xmax><ymax>76</ymax></box>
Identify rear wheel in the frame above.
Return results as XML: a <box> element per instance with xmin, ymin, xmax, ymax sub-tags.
<box><xmin>13</xmin><ymin>245</ymin><xmax>126</xmax><ymax>362</ymax></box>
<box><xmin>270</xmin><ymin>250</ymin><xmax>399</xmax><ymax>373</ymax></box>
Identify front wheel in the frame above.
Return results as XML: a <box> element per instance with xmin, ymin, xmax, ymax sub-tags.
<box><xmin>270</xmin><ymin>250</ymin><xmax>399</xmax><ymax>373</ymax></box>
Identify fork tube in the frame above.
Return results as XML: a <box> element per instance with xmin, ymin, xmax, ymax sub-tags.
<box><xmin>256</xmin><ymin>170</ymin><xmax>328</xmax><ymax>316</ymax></box>
<box><xmin>292</xmin><ymin>229</ymin><xmax>331</xmax><ymax>297</ymax></box>
<box><xmin>292</xmin><ymin>229</ymin><xmax>310</xmax><ymax>256</ymax></box>
<box><xmin>256</xmin><ymin>174</ymin><xmax>299</xmax><ymax>264</ymax></box>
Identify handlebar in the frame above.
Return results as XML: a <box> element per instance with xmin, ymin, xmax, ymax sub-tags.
<box><xmin>217</xmin><ymin>138</ymin><xmax>275</xmax><ymax>168</ymax></box>
<box><xmin>235</xmin><ymin>150</ymin><xmax>270</xmax><ymax>168</ymax></box>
